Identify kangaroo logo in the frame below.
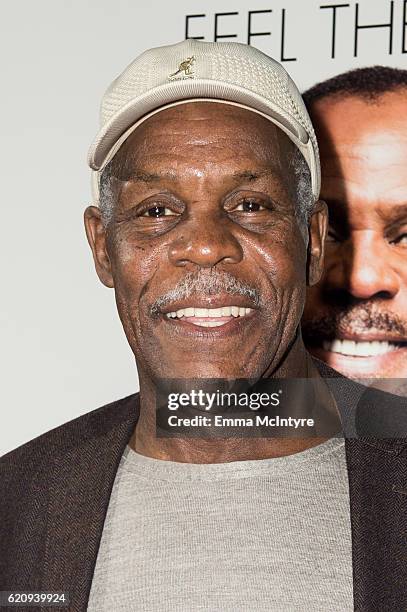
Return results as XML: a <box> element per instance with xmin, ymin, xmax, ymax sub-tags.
<box><xmin>168</xmin><ymin>56</ymin><xmax>196</xmax><ymax>81</ymax></box>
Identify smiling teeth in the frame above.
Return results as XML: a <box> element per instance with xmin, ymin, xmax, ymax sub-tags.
<box><xmin>165</xmin><ymin>306</ymin><xmax>253</xmax><ymax>320</ymax></box>
<box><xmin>322</xmin><ymin>339</ymin><xmax>400</xmax><ymax>357</ymax></box>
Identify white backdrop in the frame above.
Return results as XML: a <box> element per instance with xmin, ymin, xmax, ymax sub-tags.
<box><xmin>1</xmin><ymin>0</ymin><xmax>406</xmax><ymax>455</ymax></box>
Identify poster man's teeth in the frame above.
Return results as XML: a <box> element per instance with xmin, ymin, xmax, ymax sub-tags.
<box><xmin>323</xmin><ymin>339</ymin><xmax>399</xmax><ymax>357</ymax></box>
<box><xmin>165</xmin><ymin>306</ymin><xmax>253</xmax><ymax>322</ymax></box>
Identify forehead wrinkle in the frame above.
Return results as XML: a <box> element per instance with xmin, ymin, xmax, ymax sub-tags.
<box><xmin>113</xmin><ymin>169</ymin><xmax>178</xmax><ymax>183</ymax></box>
<box><xmin>233</xmin><ymin>168</ymin><xmax>277</xmax><ymax>182</ymax></box>
<box><xmin>111</xmin><ymin>164</ymin><xmax>285</xmax><ymax>191</ymax></box>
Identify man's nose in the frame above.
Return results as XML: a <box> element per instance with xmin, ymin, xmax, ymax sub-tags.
<box><xmin>326</xmin><ymin>233</ymin><xmax>400</xmax><ymax>300</ymax></box>
<box><xmin>168</xmin><ymin>214</ymin><xmax>243</xmax><ymax>268</ymax></box>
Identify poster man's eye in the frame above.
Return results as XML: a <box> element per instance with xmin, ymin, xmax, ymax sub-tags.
<box><xmin>391</xmin><ymin>233</ymin><xmax>407</xmax><ymax>246</ymax></box>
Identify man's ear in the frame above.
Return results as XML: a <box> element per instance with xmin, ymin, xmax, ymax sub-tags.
<box><xmin>84</xmin><ymin>206</ymin><xmax>114</xmax><ymax>288</ymax></box>
<box><xmin>307</xmin><ymin>199</ymin><xmax>328</xmax><ymax>287</ymax></box>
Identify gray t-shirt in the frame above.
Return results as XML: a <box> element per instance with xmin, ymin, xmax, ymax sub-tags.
<box><xmin>87</xmin><ymin>438</ymin><xmax>353</xmax><ymax>612</ymax></box>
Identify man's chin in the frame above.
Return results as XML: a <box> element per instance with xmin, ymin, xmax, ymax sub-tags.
<box><xmin>154</xmin><ymin>364</ymin><xmax>264</xmax><ymax>381</ymax></box>
<box><xmin>145</xmin><ymin>308</ymin><xmax>271</xmax><ymax>379</ymax></box>
<box><xmin>309</xmin><ymin>344</ymin><xmax>407</xmax><ymax>381</ymax></box>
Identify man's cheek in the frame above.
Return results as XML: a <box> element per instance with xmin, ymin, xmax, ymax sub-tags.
<box><xmin>111</xmin><ymin>262</ymin><xmax>141</xmax><ymax>303</ymax></box>
<box><xmin>307</xmin><ymin>281</ymin><xmax>321</xmax><ymax>297</ymax></box>
<box><xmin>269</xmin><ymin>253</ymin><xmax>306</xmax><ymax>289</ymax></box>
<box><xmin>110</xmin><ymin>236</ymin><xmax>154</xmax><ymax>291</ymax></box>
<box><xmin>256</xmin><ymin>232</ymin><xmax>306</xmax><ymax>280</ymax></box>
<box><xmin>303</xmin><ymin>282</ymin><xmax>326</xmax><ymax>318</ymax></box>
<box><xmin>110</xmin><ymin>261</ymin><xmax>146</xmax><ymax>333</ymax></box>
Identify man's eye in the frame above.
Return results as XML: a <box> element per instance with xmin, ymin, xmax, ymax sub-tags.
<box><xmin>391</xmin><ymin>233</ymin><xmax>407</xmax><ymax>246</ymax></box>
<box><xmin>141</xmin><ymin>205</ymin><xmax>177</xmax><ymax>217</ymax></box>
<box><xmin>235</xmin><ymin>199</ymin><xmax>265</xmax><ymax>212</ymax></box>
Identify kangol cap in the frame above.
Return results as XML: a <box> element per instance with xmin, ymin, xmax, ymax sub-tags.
<box><xmin>88</xmin><ymin>39</ymin><xmax>320</xmax><ymax>200</ymax></box>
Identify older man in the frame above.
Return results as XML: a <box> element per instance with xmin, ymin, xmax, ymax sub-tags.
<box><xmin>1</xmin><ymin>42</ymin><xmax>407</xmax><ymax>612</ymax></box>
<box><xmin>302</xmin><ymin>67</ymin><xmax>407</xmax><ymax>390</ymax></box>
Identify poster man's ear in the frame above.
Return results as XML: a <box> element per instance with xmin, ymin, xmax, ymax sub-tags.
<box><xmin>307</xmin><ymin>199</ymin><xmax>328</xmax><ymax>287</ymax></box>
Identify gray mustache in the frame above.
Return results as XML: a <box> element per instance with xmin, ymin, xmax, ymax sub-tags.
<box><xmin>150</xmin><ymin>270</ymin><xmax>261</xmax><ymax>316</ymax></box>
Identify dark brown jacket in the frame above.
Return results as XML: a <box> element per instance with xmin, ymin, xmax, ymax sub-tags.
<box><xmin>1</xmin><ymin>362</ymin><xmax>407</xmax><ymax>611</ymax></box>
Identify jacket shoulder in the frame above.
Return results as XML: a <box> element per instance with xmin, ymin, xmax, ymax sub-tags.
<box><xmin>0</xmin><ymin>394</ymin><xmax>139</xmax><ymax>590</ymax></box>
<box><xmin>0</xmin><ymin>393</ymin><xmax>139</xmax><ymax>480</ymax></box>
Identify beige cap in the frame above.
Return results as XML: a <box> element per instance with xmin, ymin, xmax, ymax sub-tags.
<box><xmin>88</xmin><ymin>39</ymin><xmax>320</xmax><ymax>201</ymax></box>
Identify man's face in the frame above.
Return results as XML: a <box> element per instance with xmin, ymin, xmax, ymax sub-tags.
<box><xmin>303</xmin><ymin>91</ymin><xmax>407</xmax><ymax>380</ymax></box>
<box><xmin>86</xmin><ymin>102</ymin><xmax>325</xmax><ymax>382</ymax></box>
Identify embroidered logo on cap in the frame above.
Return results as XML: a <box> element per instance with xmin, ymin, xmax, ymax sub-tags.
<box><xmin>168</xmin><ymin>56</ymin><xmax>196</xmax><ymax>81</ymax></box>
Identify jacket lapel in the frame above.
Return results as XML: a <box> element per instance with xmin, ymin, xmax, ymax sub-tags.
<box><xmin>41</xmin><ymin>399</ymin><xmax>139</xmax><ymax>612</ymax></box>
<box><xmin>311</xmin><ymin>363</ymin><xmax>407</xmax><ymax>611</ymax></box>
<box><xmin>345</xmin><ymin>437</ymin><xmax>407</xmax><ymax>612</ymax></box>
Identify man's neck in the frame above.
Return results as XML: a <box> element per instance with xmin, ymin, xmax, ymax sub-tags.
<box><xmin>129</xmin><ymin>341</ymin><xmax>341</xmax><ymax>463</ymax></box>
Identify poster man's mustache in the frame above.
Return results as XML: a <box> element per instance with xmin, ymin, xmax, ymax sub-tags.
<box><xmin>302</xmin><ymin>302</ymin><xmax>407</xmax><ymax>340</ymax></box>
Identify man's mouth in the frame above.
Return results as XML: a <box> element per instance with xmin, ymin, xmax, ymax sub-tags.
<box><xmin>321</xmin><ymin>338</ymin><xmax>406</xmax><ymax>358</ymax></box>
<box><xmin>306</xmin><ymin>334</ymin><xmax>407</xmax><ymax>378</ymax></box>
<box><xmin>302</xmin><ymin>307</ymin><xmax>407</xmax><ymax>377</ymax></box>
<box><xmin>164</xmin><ymin>305</ymin><xmax>254</xmax><ymax>328</ymax></box>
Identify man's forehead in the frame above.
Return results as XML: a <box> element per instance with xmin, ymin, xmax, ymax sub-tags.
<box><xmin>115</xmin><ymin>101</ymin><xmax>288</xmax><ymax>154</ymax></box>
<box><xmin>314</xmin><ymin>91</ymin><xmax>407</xmax><ymax>144</ymax></box>
<box><xmin>319</xmin><ymin>134</ymin><xmax>407</xmax><ymax>173</ymax></box>
<box><xmin>108</xmin><ymin>104</ymin><xmax>294</xmax><ymax>183</ymax></box>
<box><xmin>112</xmin><ymin>166</ymin><xmax>282</xmax><ymax>184</ymax></box>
